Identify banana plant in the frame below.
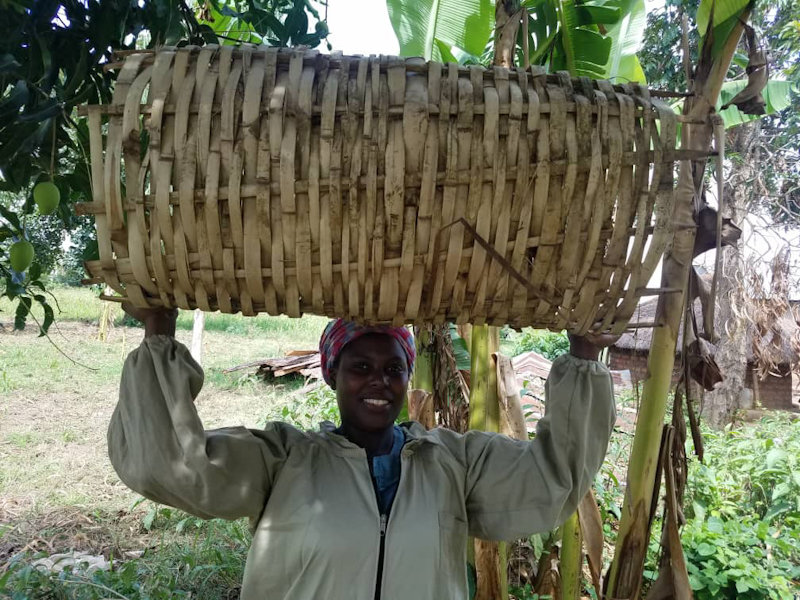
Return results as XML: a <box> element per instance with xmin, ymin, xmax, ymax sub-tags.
<box><xmin>386</xmin><ymin>0</ymin><xmax>495</xmax><ymax>62</ymax></box>
<box><xmin>606</xmin><ymin>0</ymin><xmax>759</xmax><ymax>596</ymax></box>
<box><xmin>386</xmin><ymin>0</ymin><xmax>645</xmax><ymax>79</ymax></box>
<box><xmin>600</xmin><ymin>0</ymin><xmax>647</xmax><ymax>83</ymax></box>
<box><xmin>718</xmin><ymin>78</ymin><xmax>794</xmax><ymax>127</ymax></box>
<box><xmin>525</xmin><ymin>0</ymin><xmax>628</xmax><ymax>79</ymax></box>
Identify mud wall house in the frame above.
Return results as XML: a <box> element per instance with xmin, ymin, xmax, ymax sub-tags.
<box><xmin>608</xmin><ymin>298</ymin><xmax>800</xmax><ymax>412</ymax></box>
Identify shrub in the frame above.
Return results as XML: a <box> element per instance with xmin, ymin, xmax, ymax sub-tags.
<box><xmin>677</xmin><ymin>415</ymin><xmax>800</xmax><ymax>599</ymax></box>
<box><xmin>508</xmin><ymin>329</ymin><xmax>570</xmax><ymax>360</ymax></box>
<box><xmin>682</xmin><ymin>516</ymin><xmax>800</xmax><ymax>600</ymax></box>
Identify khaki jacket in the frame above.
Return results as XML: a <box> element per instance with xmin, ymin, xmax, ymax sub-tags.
<box><xmin>108</xmin><ymin>336</ymin><xmax>615</xmax><ymax>600</ymax></box>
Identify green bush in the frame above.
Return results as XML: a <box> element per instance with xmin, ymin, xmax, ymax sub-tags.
<box><xmin>678</xmin><ymin>415</ymin><xmax>800</xmax><ymax>599</ymax></box>
<box><xmin>682</xmin><ymin>516</ymin><xmax>800</xmax><ymax>600</ymax></box>
<box><xmin>508</xmin><ymin>329</ymin><xmax>570</xmax><ymax>360</ymax></box>
<box><xmin>268</xmin><ymin>382</ymin><xmax>339</xmax><ymax>430</ymax></box>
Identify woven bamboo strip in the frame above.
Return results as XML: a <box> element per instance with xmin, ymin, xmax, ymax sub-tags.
<box><xmin>83</xmin><ymin>47</ymin><xmax>696</xmax><ymax>331</ymax></box>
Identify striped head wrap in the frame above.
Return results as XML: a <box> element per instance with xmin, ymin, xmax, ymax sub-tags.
<box><xmin>319</xmin><ymin>319</ymin><xmax>415</xmax><ymax>387</ymax></box>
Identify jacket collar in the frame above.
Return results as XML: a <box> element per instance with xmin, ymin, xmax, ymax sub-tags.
<box><xmin>317</xmin><ymin>421</ymin><xmax>442</xmax><ymax>455</ymax></box>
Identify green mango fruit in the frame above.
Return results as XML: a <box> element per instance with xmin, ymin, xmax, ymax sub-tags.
<box><xmin>9</xmin><ymin>240</ymin><xmax>34</xmax><ymax>272</ymax></box>
<box><xmin>33</xmin><ymin>181</ymin><xmax>60</xmax><ymax>215</ymax></box>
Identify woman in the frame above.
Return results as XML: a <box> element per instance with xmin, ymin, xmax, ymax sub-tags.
<box><xmin>109</xmin><ymin>306</ymin><xmax>615</xmax><ymax>600</ymax></box>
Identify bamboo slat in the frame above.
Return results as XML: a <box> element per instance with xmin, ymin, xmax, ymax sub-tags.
<box><xmin>82</xmin><ymin>47</ymin><xmax>694</xmax><ymax>333</ymax></box>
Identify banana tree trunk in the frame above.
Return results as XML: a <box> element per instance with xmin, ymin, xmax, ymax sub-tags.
<box><xmin>466</xmin><ymin>6</ymin><xmax>524</xmax><ymax>596</ymax></box>
<box><xmin>606</xmin><ymin>9</ymin><xmax>753</xmax><ymax>597</ymax></box>
<box><xmin>560</xmin><ymin>512</ymin><xmax>583</xmax><ymax>600</ymax></box>
<box><xmin>413</xmin><ymin>326</ymin><xmax>435</xmax><ymax>392</ymax></box>
<box><xmin>468</xmin><ymin>324</ymin><xmax>508</xmax><ymax>600</ymax></box>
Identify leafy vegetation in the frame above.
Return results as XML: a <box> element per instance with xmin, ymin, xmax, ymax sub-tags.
<box><xmin>507</xmin><ymin>329</ymin><xmax>570</xmax><ymax>361</ymax></box>
<box><xmin>0</xmin><ymin>0</ymin><xmax>328</xmax><ymax>333</ymax></box>
<box><xmin>1</xmin><ymin>516</ymin><xmax>251</xmax><ymax>599</ymax></box>
<box><xmin>387</xmin><ymin>0</ymin><xmax>649</xmax><ymax>81</ymax></box>
<box><xmin>678</xmin><ymin>416</ymin><xmax>800</xmax><ymax>599</ymax></box>
<box><xmin>386</xmin><ymin>0</ymin><xmax>494</xmax><ymax>62</ymax></box>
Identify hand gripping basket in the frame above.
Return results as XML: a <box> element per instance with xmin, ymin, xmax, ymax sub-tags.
<box><xmin>81</xmin><ymin>46</ymin><xmax>687</xmax><ymax>333</ymax></box>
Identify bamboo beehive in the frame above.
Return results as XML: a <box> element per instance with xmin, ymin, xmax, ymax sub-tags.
<box><xmin>81</xmin><ymin>46</ymin><xmax>690</xmax><ymax>332</ymax></box>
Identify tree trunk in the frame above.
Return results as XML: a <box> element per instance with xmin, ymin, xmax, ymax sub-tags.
<box><xmin>560</xmin><ymin>512</ymin><xmax>583</xmax><ymax>600</ymax></box>
<box><xmin>408</xmin><ymin>389</ymin><xmax>436</xmax><ymax>428</ymax></box>
<box><xmin>468</xmin><ymin>325</ymin><xmax>507</xmax><ymax>600</ymax></box>
<box><xmin>606</xmin><ymin>10</ymin><xmax>753</xmax><ymax>597</ymax></box>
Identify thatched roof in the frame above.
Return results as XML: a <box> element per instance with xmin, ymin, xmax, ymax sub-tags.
<box><xmin>613</xmin><ymin>297</ymin><xmax>696</xmax><ymax>352</ymax></box>
<box><xmin>613</xmin><ymin>298</ymin><xmax>800</xmax><ymax>366</ymax></box>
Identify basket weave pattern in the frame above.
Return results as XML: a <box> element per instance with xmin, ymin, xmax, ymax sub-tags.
<box><xmin>83</xmin><ymin>47</ymin><xmax>678</xmax><ymax>332</ymax></box>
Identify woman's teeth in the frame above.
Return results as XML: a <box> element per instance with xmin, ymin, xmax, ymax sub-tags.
<box><xmin>363</xmin><ymin>398</ymin><xmax>389</xmax><ymax>407</ymax></box>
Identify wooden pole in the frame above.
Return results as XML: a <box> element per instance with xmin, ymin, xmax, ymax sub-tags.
<box><xmin>191</xmin><ymin>309</ymin><xmax>205</xmax><ymax>365</ymax></box>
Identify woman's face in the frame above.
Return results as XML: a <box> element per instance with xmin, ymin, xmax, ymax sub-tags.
<box><xmin>331</xmin><ymin>333</ymin><xmax>410</xmax><ymax>432</ymax></box>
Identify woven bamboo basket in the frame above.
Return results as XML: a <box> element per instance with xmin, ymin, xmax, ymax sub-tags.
<box><xmin>80</xmin><ymin>46</ymin><xmax>692</xmax><ymax>332</ymax></box>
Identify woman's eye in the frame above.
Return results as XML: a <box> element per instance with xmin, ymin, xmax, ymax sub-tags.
<box><xmin>388</xmin><ymin>364</ymin><xmax>406</xmax><ymax>375</ymax></box>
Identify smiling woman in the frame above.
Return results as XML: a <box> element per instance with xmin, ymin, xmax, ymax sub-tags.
<box><xmin>108</xmin><ymin>307</ymin><xmax>616</xmax><ymax>600</ymax></box>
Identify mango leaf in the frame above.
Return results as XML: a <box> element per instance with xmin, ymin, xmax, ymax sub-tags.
<box><xmin>39</xmin><ymin>299</ymin><xmax>54</xmax><ymax>336</ymax></box>
<box><xmin>718</xmin><ymin>79</ymin><xmax>794</xmax><ymax>128</ymax></box>
<box><xmin>386</xmin><ymin>0</ymin><xmax>494</xmax><ymax>61</ymax></box>
<box><xmin>14</xmin><ymin>295</ymin><xmax>31</xmax><ymax>330</ymax></box>
<box><xmin>27</xmin><ymin>261</ymin><xmax>41</xmax><ymax>282</ymax></box>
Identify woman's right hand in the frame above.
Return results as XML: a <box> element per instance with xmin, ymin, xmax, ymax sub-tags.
<box><xmin>122</xmin><ymin>302</ymin><xmax>178</xmax><ymax>338</ymax></box>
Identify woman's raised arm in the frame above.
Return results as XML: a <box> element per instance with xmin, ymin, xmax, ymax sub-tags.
<box><xmin>108</xmin><ymin>306</ymin><xmax>296</xmax><ymax>521</ymax></box>
<box><xmin>460</xmin><ymin>335</ymin><xmax>616</xmax><ymax>541</ymax></box>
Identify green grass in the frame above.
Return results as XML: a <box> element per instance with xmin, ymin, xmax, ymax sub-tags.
<box><xmin>0</xmin><ymin>516</ymin><xmax>251</xmax><ymax>599</ymax></box>
<box><xmin>0</xmin><ymin>286</ymin><xmax>328</xmax><ymax>392</ymax></box>
<box><xmin>2</xmin><ymin>284</ymin><xmax>329</xmax><ymax>341</ymax></box>
<box><xmin>173</xmin><ymin>310</ymin><xmax>328</xmax><ymax>339</ymax></box>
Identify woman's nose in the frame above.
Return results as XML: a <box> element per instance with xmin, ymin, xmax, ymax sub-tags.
<box><xmin>368</xmin><ymin>370</ymin><xmax>390</xmax><ymax>388</ymax></box>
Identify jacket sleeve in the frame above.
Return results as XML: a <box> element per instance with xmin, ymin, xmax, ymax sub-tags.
<box><xmin>462</xmin><ymin>353</ymin><xmax>615</xmax><ymax>541</ymax></box>
<box><xmin>108</xmin><ymin>335</ymin><xmax>293</xmax><ymax>521</ymax></box>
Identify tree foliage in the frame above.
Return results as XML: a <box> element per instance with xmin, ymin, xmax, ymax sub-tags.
<box><xmin>0</xmin><ymin>0</ymin><xmax>327</xmax><ymax>332</ymax></box>
<box><xmin>386</xmin><ymin>0</ymin><xmax>647</xmax><ymax>82</ymax></box>
<box><xmin>639</xmin><ymin>0</ymin><xmax>800</xmax><ymax>227</ymax></box>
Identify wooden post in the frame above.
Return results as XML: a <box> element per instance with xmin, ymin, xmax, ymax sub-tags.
<box><xmin>191</xmin><ymin>309</ymin><xmax>205</xmax><ymax>365</ymax></box>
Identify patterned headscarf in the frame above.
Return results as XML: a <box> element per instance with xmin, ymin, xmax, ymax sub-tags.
<box><xmin>319</xmin><ymin>319</ymin><xmax>415</xmax><ymax>387</ymax></box>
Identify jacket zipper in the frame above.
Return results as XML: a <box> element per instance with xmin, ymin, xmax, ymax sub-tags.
<box><xmin>373</xmin><ymin>513</ymin><xmax>387</xmax><ymax>600</ymax></box>
<box><xmin>372</xmin><ymin>443</ymin><xmax>414</xmax><ymax>600</ymax></box>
